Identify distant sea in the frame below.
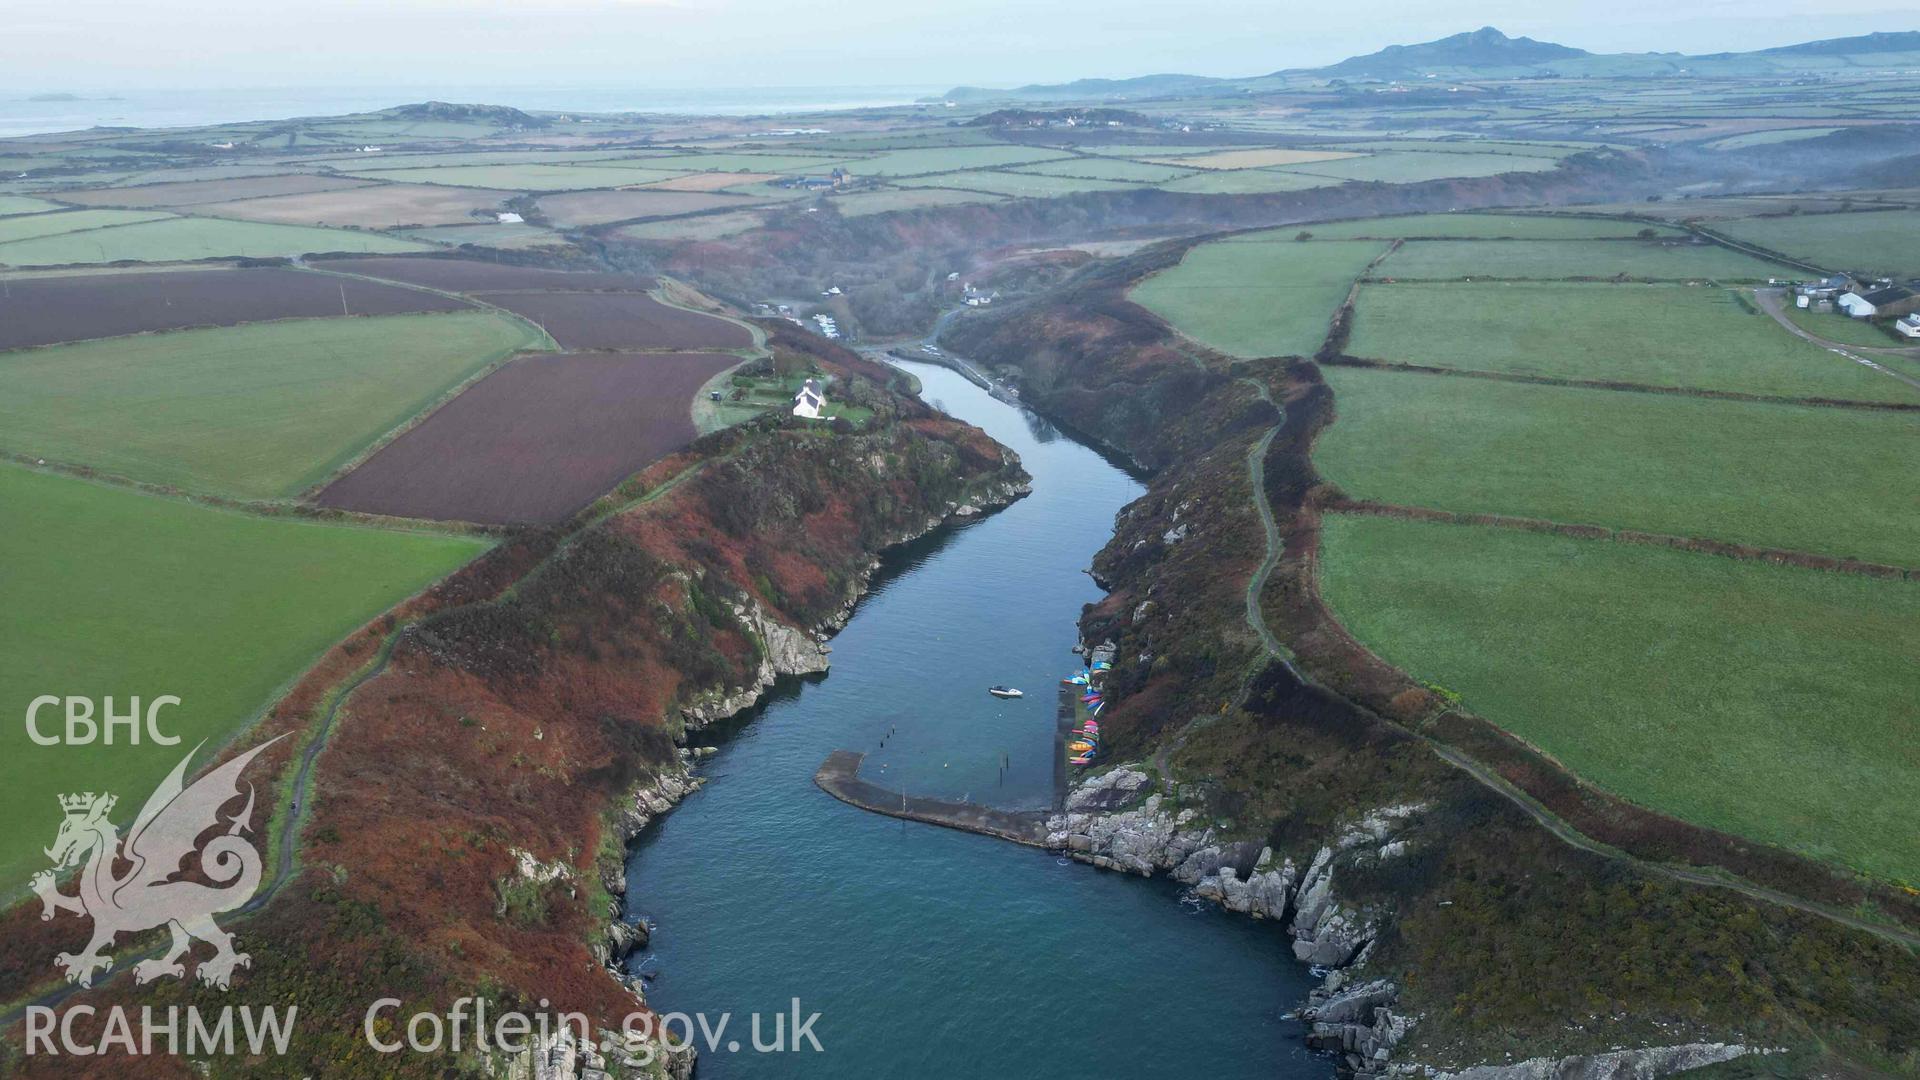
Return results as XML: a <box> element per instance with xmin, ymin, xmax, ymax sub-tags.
<box><xmin>0</xmin><ymin>85</ymin><xmax>952</xmax><ymax>139</ymax></box>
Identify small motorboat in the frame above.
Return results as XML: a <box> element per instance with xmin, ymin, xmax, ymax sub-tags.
<box><xmin>988</xmin><ymin>685</ymin><xmax>1024</xmax><ymax>699</ymax></box>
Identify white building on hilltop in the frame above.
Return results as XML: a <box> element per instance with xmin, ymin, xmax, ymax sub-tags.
<box><xmin>792</xmin><ymin>378</ymin><xmax>826</xmax><ymax>419</ymax></box>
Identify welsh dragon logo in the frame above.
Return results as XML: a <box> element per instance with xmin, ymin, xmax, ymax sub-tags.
<box><xmin>31</xmin><ymin>737</ymin><xmax>283</xmax><ymax>990</ymax></box>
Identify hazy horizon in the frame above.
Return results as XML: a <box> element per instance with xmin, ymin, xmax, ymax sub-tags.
<box><xmin>6</xmin><ymin>2</ymin><xmax>1919</xmax><ymax>95</ymax></box>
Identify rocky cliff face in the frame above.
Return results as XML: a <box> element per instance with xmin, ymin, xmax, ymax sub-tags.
<box><xmin>1048</xmin><ymin>767</ymin><xmax>1771</xmax><ymax>1079</ymax></box>
<box><xmin>1049</xmin><ymin>766</ymin><xmax>1426</xmax><ymax>1076</ymax></box>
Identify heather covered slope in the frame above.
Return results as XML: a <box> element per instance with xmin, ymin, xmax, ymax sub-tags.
<box><xmin>0</xmin><ymin>330</ymin><xmax>1028</xmax><ymax>1076</ymax></box>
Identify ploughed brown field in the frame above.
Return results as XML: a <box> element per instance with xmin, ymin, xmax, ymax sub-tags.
<box><xmin>0</xmin><ymin>267</ymin><xmax>471</xmax><ymax>350</ymax></box>
<box><xmin>319</xmin><ymin>256</ymin><xmax>655</xmax><ymax>293</ymax></box>
<box><xmin>314</xmin><ymin>350</ymin><xmax>739</xmax><ymax>524</ymax></box>
<box><xmin>50</xmin><ymin>173</ymin><xmax>377</xmax><ymax>208</ymax></box>
<box><xmin>195</xmin><ymin>183</ymin><xmax>516</xmax><ymax>228</ymax></box>
<box><xmin>473</xmin><ymin>290</ymin><xmax>754</xmax><ymax>351</ymax></box>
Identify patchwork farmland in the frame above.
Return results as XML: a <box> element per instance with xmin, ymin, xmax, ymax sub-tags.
<box><xmin>1343</xmin><ymin>280</ymin><xmax>1920</xmax><ymax>401</ymax></box>
<box><xmin>0</xmin><ymin>310</ymin><xmax>545</xmax><ymax>498</ymax></box>
<box><xmin>1271</xmin><ymin>214</ymin><xmax>1920</xmax><ymax>880</ymax></box>
<box><xmin>1130</xmin><ymin>237</ymin><xmax>1388</xmax><ymax>357</ymax></box>
<box><xmin>1315</xmin><ymin>365</ymin><xmax>1920</xmax><ymax>564</ymax></box>
<box><xmin>1375</xmin><ymin>237</ymin><xmax>1790</xmax><ymax>281</ymax></box>
<box><xmin>0</xmin><ymin>215</ymin><xmax>432</xmax><ymax>266</ymax></box>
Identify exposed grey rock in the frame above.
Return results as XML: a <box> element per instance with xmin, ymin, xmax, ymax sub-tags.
<box><xmin>606</xmin><ymin>920</ymin><xmax>644</xmax><ymax>963</ymax></box>
<box><xmin>680</xmin><ymin>600</ymin><xmax>830</xmax><ymax>729</ymax></box>
<box><xmin>1304</xmin><ymin>979</ymin><xmax>1397</xmax><ymax>1025</ymax></box>
<box><xmin>1191</xmin><ymin>846</ymin><xmax>1295</xmax><ymax>920</ymax></box>
<box><xmin>1051</xmin><ymin>769</ymin><xmax>1435</xmax><ymax>1075</ymax></box>
<box><xmin>1064</xmin><ymin>766</ymin><xmax>1151</xmax><ymax>812</ymax></box>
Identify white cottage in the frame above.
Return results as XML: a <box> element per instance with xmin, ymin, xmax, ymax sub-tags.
<box><xmin>792</xmin><ymin>378</ymin><xmax>826</xmax><ymax>419</ymax></box>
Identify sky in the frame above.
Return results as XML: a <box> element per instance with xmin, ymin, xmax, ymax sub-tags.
<box><xmin>3</xmin><ymin>0</ymin><xmax>1918</xmax><ymax>92</ymax></box>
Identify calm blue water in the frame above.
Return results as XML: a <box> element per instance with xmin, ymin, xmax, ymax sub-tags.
<box><xmin>0</xmin><ymin>85</ymin><xmax>947</xmax><ymax>139</ymax></box>
<box><xmin>622</xmin><ymin>361</ymin><xmax>1331</xmax><ymax>1078</ymax></box>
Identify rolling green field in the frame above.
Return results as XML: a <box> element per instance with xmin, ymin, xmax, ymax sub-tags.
<box><xmin>1378</xmin><ymin>238</ymin><xmax>1791</xmax><ymax>280</ymax></box>
<box><xmin>896</xmin><ymin>171</ymin><xmax>1140</xmax><ymax>198</ymax></box>
<box><xmin>826</xmin><ymin>188</ymin><xmax>1006</xmax><ymax>217</ymax></box>
<box><xmin>1158</xmin><ymin>169</ymin><xmax>1341</xmax><ymax>195</ymax></box>
<box><xmin>0</xmin><ymin>196</ymin><xmax>63</xmax><ymax>216</ymax></box>
<box><xmin>1080</xmin><ymin>144</ymin><xmax>1242</xmax><ymax>157</ymax></box>
<box><xmin>1132</xmin><ymin>238</ymin><xmax>1386</xmax><ymax>357</ymax></box>
<box><xmin>845</xmin><ymin>145</ymin><xmax>1071</xmax><ymax>176</ymax></box>
<box><xmin>0</xmin><ymin>462</ymin><xmax>489</xmax><ymax>887</ymax></box>
<box><xmin>1012</xmin><ymin>157</ymin><xmax>1198</xmax><ymax>183</ymax></box>
<box><xmin>0</xmin><ymin>311</ymin><xmax>545</xmax><ymax>498</ymax></box>
<box><xmin>1705</xmin><ymin>126</ymin><xmax>1841</xmax><ymax>149</ymax></box>
<box><xmin>1317</xmin><ymin>513</ymin><xmax>1920</xmax><ymax>882</ymax></box>
<box><xmin>1283</xmin><ymin>213</ymin><xmax>1680</xmax><ymax>240</ymax></box>
<box><xmin>0</xmin><ymin>208</ymin><xmax>174</xmax><ymax>243</ymax></box>
<box><xmin>615</xmin><ymin>209</ymin><xmax>772</xmax><ymax>239</ymax></box>
<box><xmin>1316</xmin><ymin>365</ymin><xmax>1920</xmax><ymax>564</ymax></box>
<box><xmin>633</xmin><ymin>152</ymin><xmax>850</xmax><ymax>173</ymax></box>
<box><xmin>1714</xmin><ymin>210</ymin><xmax>1919</xmax><ymax>278</ymax></box>
<box><xmin>0</xmin><ymin>216</ymin><xmax>431</xmax><ymax>266</ymax></box>
<box><xmin>1278</xmin><ymin>150</ymin><xmax>1562</xmax><ymax>183</ymax></box>
<box><xmin>355</xmin><ymin>163</ymin><xmax>688</xmax><ymax>190</ymax></box>
<box><xmin>323</xmin><ymin>148</ymin><xmax>666</xmax><ymax>171</ymax></box>
<box><xmin>1346</xmin><ymin>282</ymin><xmax>1918</xmax><ymax>402</ymax></box>
<box><xmin>397</xmin><ymin>222</ymin><xmax>565</xmax><ymax>249</ymax></box>
<box><xmin>1324</xmin><ymin>139</ymin><xmax>1585</xmax><ymax>157</ymax></box>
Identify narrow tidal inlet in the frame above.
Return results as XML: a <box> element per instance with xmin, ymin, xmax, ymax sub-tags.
<box><xmin>623</xmin><ymin>361</ymin><xmax>1330</xmax><ymax>1078</ymax></box>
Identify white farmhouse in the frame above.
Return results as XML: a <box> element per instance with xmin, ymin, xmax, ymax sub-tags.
<box><xmin>792</xmin><ymin>378</ymin><xmax>826</xmax><ymax>419</ymax></box>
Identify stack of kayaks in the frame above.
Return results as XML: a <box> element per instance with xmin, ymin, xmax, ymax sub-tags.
<box><xmin>1066</xmin><ymin>659</ymin><xmax>1113</xmax><ymax>766</ymax></box>
<box><xmin>1068</xmin><ymin>718</ymin><xmax>1100</xmax><ymax>765</ymax></box>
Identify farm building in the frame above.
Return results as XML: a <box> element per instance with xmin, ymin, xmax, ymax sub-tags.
<box><xmin>792</xmin><ymin>378</ymin><xmax>826</xmax><ymax>419</ymax></box>
<box><xmin>1837</xmin><ymin>285</ymin><xmax>1919</xmax><ymax>318</ymax></box>
<box><xmin>1898</xmin><ymin>313</ymin><xmax>1920</xmax><ymax>339</ymax></box>
<box><xmin>1795</xmin><ymin>274</ymin><xmax>1854</xmax><ymax>301</ymax></box>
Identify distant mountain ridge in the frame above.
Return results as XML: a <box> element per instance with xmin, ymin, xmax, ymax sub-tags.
<box><xmin>937</xmin><ymin>27</ymin><xmax>1920</xmax><ymax>103</ymax></box>
<box><xmin>1319</xmin><ymin>26</ymin><xmax>1587</xmax><ymax>78</ymax></box>
<box><xmin>1757</xmin><ymin>29</ymin><xmax>1920</xmax><ymax>55</ymax></box>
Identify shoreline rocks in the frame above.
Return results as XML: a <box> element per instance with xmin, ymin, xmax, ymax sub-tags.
<box><xmin>1047</xmin><ymin>765</ymin><xmax>1425</xmax><ymax>1077</ymax></box>
<box><xmin>1048</xmin><ymin>768</ymin><xmax>1754</xmax><ymax>1078</ymax></box>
